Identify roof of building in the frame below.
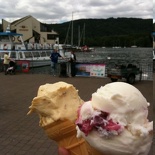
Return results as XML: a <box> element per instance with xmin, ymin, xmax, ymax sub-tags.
<box><xmin>11</xmin><ymin>15</ymin><xmax>32</xmax><ymax>26</ymax></box>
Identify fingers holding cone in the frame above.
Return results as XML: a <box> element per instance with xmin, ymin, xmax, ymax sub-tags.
<box><xmin>58</xmin><ymin>147</ymin><xmax>70</xmax><ymax>155</ymax></box>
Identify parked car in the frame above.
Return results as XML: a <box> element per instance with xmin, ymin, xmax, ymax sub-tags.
<box><xmin>107</xmin><ymin>64</ymin><xmax>142</xmax><ymax>84</ymax></box>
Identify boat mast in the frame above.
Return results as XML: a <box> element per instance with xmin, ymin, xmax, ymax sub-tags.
<box><xmin>83</xmin><ymin>23</ymin><xmax>85</xmax><ymax>45</ymax></box>
<box><xmin>78</xmin><ymin>26</ymin><xmax>80</xmax><ymax>47</ymax></box>
<box><xmin>71</xmin><ymin>12</ymin><xmax>73</xmax><ymax>46</ymax></box>
<box><xmin>64</xmin><ymin>21</ymin><xmax>71</xmax><ymax>45</ymax></box>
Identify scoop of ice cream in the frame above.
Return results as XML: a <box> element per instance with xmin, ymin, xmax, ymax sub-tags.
<box><xmin>76</xmin><ymin>82</ymin><xmax>153</xmax><ymax>155</ymax></box>
<box><xmin>28</xmin><ymin>82</ymin><xmax>83</xmax><ymax>127</ymax></box>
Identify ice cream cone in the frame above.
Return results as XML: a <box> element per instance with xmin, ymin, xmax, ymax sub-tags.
<box><xmin>86</xmin><ymin>142</ymin><xmax>105</xmax><ymax>155</ymax></box>
<box><xmin>43</xmin><ymin>120</ymin><xmax>89</xmax><ymax>155</ymax></box>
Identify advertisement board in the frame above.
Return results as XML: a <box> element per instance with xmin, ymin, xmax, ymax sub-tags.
<box><xmin>76</xmin><ymin>63</ymin><xmax>105</xmax><ymax>77</ymax></box>
<box><xmin>16</xmin><ymin>60</ymin><xmax>30</xmax><ymax>73</ymax></box>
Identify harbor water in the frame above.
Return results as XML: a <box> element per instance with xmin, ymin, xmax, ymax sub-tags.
<box><xmin>30</xmin><ymin>47</ymin><xmax>153</xmax><ymax>80</ymax></box>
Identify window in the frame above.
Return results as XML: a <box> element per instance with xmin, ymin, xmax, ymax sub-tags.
<box><xmin>0</xmin><ymin>36</ymin><xmax>9</xmax><ymax>42</ymax></box>
<box><xmin>25</xmin><ymin>52</ymin><xmax>33</xmax><ymax>58</ymax></box>
<box><xmin>32</xmin><ymin>52</ymin><xmax>40</xmax><ymax>57</ymax></box>
<box><xmin>18</xmin><ymin>52</ymin><xmax>23</xmax><ymax>59</ymax></box>
<box><xmin>40</xmin><ymin>23</ymin><xmax>47</xmax><ymax>32</ymax></box>
<box><xmin>47</xmin><ymin>34</ymin><xmax>58</xmax><ymax>40</ymax></box>
<box><xmin>40</xmin><ymin>51</ymin><xmax>47</xmax><ymax>57</ymax></box>
<box><xmin>0</xmin><ymin>52</ymin><xmax>5</xmax><ymax>59</ymax></box>
<box><xmin>10</xmin><ymin>52</ymin><xmax>16</xmax><ymax>58</ymax></box>
<box><xmin>46</xmin><ymin>51</ymin><xmax>51</xmax><ymax>56</ymax></box>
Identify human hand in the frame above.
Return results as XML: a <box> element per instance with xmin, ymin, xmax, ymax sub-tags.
<box><xmin>58</xmin><ymin>147</ymin><xmax>70</xmax><ymax>155</ymax></box>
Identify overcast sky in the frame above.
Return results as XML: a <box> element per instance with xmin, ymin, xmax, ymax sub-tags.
<box><xmin>0</xmin><ymin>0</ymin><xmax>153</xmax><ymax>24</ymax></box>
<box><xmin>153</xmin><ymin>0</ymin><xmax>155</xmax><ymax>23</ymax></box>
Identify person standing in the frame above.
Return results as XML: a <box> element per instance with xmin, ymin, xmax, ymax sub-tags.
<box><xmin>69</xmin><ymin>51</ymin><xmax>76</xmax><ymax>77</ymax></box>
<box><xmin>3</xmin><ymin>52</ymin><xmax>10</xmax><ymax>75</ymax></box>
<box><xmin>50</xmin><ymin>49</ymin><xmax>64</xmax><ymax>76</ymax></box>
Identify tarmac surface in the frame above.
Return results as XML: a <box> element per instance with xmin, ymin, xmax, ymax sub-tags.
<box><xmin>0</xmin><ymin>72</ymin><xmax>154</xmax><ymax>155</ymax></box>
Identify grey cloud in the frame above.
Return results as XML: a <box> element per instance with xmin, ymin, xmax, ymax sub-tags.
<box><xmin>0</xmin><ymin>0</ymin><xmax>152</xmax><ymax>24</ymax></box>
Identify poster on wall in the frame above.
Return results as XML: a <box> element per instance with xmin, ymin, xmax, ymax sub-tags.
<box><xmin>16</xmin><ymin>60</ymin><xmax>30</xmax><ymax>73</ymax></box>
<box><xmin>76</xmin><ymin>63</ymin><xmax>105</xmax><ymax>77</ymax></box>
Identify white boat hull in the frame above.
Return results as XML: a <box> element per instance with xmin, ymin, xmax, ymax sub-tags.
<box><xmin>29</xmin><ymin>59</ymin><xmax>51</xmax><ymax>68</ymax></box>
<box><xmin>0</xmin><ymin>50</ymin><xmax>52</xmax><ymax>68</ymax></box>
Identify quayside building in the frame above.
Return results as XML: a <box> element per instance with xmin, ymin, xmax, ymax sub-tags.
<box><xmin>1</xmin><ymin>15</ymin><xmax>59</xmax><ymax>45</ymax></box>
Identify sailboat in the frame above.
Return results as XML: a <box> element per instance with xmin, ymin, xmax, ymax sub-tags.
<box><xmin>63</xmin><ymin>13</ymin><xmax>93</xmax><ymax>52</ymax></box>
<box><xmin>77</xmin><ymin>23</ymin><xmax>94</xmax><ymax>52</ymax></box>
<box><xmin>78</xmin><ymin>23</ymin><xmax>91</xmax><ymax>52</ymax></box>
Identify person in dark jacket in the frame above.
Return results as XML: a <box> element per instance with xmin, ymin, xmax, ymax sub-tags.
<box><xmin>69</xmin><ymin>51</ymin><xmax>76</xmax><ymax>77</ymax></box>
<box><xmin>50</xmin><ymin>49</ymin><xmax>64</xmax><ymax>76</ymax></box>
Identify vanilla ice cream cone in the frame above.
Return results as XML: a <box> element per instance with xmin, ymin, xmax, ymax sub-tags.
<box><xmin>27</xmin><ymin>82</ymin><xmax>89</xmax><ymax>155</ymax></box>
<box><xmin>43</xmin><ymin>120</ymin><xmax>88</xmax><ymax>155</ymax></box>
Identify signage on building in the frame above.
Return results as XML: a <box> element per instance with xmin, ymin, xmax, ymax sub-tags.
<box><xmin>19</xmin><ymin>25</ymin><xmax>28</xmax><ymax>31</ymax></box>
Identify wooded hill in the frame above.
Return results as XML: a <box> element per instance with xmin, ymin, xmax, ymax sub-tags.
<box><xmin>153</xmin><ymin>22</ymin><xmax>155</xmax><ymax>31</ymax></box>
<box><xmin>45</xmin><ymin>18</ymin><xmax>152</xmax><ymax>47</ymax></box>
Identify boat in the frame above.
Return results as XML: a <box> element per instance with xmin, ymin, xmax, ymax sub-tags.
<box><xmin>63</xmin><ymin>13</ymin><xmax>93</xmax><ymax>52</ymax></box>
<box><xmin>131</xmin><ymin>45</ymin><xmax>137</xmax><ymax>48</ymax></box>
<box><xmin>62</xmin><ymin>44</ymin><xmax>94</xmax><ymax>52</ymax></box>
<box><xmin>0</xmin><ymin>25</ymin><xmax>62</xmax><ymax>68</ymax></box>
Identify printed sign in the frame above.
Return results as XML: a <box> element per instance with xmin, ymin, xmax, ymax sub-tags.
<box><xmin>76</xmin><ymin>63</ymin><xmax>105</xmax><ymax>77</ymax></box>
<box><xmin>16</xmin><ymin>60</ymin><xmax>30</xmax><ymax>73</ymax></box>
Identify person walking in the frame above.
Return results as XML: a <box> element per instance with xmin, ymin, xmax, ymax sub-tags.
<box><xmin>69</xmin><ymin>51</ymin><xmax>76</xmax><ymax>77</ymax></box>
<box><xmin>3</xmin><ymin>52</ymin><xmax>10</xmax><ymax>75</ymax></box>
<box><xmin>50</xmin><ymin>49</ymin><xmax>64</xmax><ymax>76</ymax></box>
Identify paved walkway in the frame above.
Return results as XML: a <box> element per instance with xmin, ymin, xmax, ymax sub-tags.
<box><xmin>0</xmin><ymin>72</ymin><xmax>154</xmax><ymax>155</ymax></box>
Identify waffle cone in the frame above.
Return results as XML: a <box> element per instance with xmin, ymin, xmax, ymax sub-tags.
<box><xmin>43</xmin><ymin>120</ymin><xmax>89</xmax><ymax>155</ymax></box>
<box><xmin>86</xmin><ymin>141</ymin><xmax>106</xmax><ymax>155</ymax></box>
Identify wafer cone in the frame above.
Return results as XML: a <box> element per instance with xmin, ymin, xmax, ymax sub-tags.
<box><xmin>86</xmin><ymin>141</ymin><xmax>105</xmax><ymax>155</ymax></box>
<box><xmin>43</xmin><ymin>120</ymin><xmax>89</xmax><ymax>155</ymax></box>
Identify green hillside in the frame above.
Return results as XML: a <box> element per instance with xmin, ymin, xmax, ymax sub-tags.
<box><xmin>153</xmin><ymin>22</ymin><xmax>155</xmax><ymax>31</ymax></box>
<box><xmin>46</xmin><ymin>18</ymin><xmax>153</xmax><ymax>47</ymax></box>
